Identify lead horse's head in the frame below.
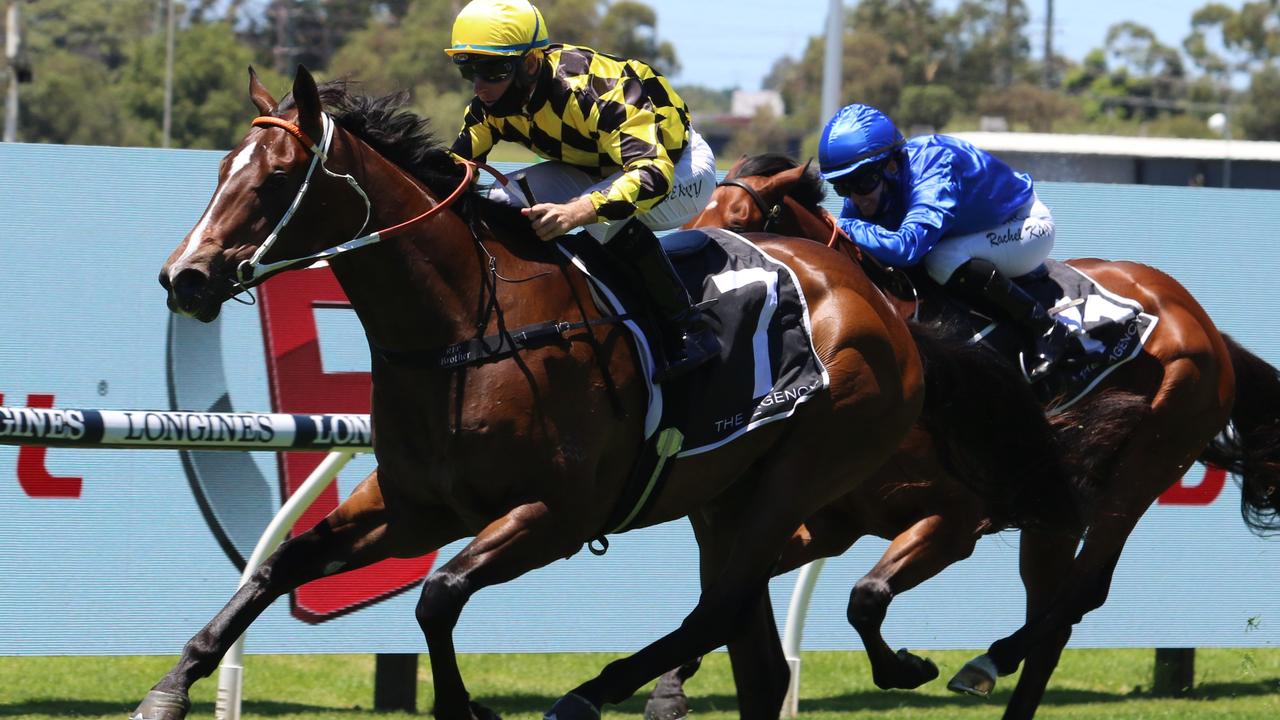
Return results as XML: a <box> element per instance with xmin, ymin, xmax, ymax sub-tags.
<box><xmin>160</xmin><ymin>66</ymin><xmax>368</xmax><ymax>321</ymax></box>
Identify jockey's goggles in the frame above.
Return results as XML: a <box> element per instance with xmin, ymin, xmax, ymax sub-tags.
<box><xmin>456</xmin><ymin>56</ymin><xmax>518</xmax><ymax>83</ymax></box>
<box><xmin>833</xmin><ymin>164</ymin><xmax>885</xmax><ymax>197</ymax></box>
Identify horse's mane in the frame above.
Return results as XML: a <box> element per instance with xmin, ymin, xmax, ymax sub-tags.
<box><xmin>277</xmin><ymin>82</ymin><xmax>534</xmax><ymax>241</ymax></box>
<box><xmin>733</xmin><ymin>153</ymin><xmax>828</xmax><ymax>212</ymax></box>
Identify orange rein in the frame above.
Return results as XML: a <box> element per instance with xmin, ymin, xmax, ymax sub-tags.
<box><xmin>815</xmin><ymin>207</ymin><xmax>864</xmax><ymax>262</ymax></box>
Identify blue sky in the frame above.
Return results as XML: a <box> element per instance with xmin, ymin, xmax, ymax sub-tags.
<box><xmin>647</xmin><ymin>0</ymin><xmax>1246</xmax><ymax>89</ymax></box>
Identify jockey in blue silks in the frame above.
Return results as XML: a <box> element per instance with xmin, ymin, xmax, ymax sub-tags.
<box><xmin>819</xmin><ymin>103</ymin><xmax>1072</xmax><ymax>380</ymax></box>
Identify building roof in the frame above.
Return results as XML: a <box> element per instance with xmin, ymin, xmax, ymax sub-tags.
<box><xmin>949</xmin><ymin>131</ymin><xmax>1280</xmax><ymax>162</ymax></box>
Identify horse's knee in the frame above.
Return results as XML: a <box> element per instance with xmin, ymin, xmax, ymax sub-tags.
<box><xmin>415</xmin><ymin>572</ymin><xmax>469</xmax><ymax>633</ymax></box>
<box><xmin>848</xmin><ymin>576</ymin><xmax>892</xmax><ymax>628</ymax></box>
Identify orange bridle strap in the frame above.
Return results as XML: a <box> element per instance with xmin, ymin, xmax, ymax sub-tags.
<box><xmin>251</xmin><ymin>116</ymin><xmax>319</xmax><ymax>152</ymax></box>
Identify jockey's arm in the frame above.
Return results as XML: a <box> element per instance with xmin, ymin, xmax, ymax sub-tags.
<box><xmin>837</xmin><ymin>153</ymin><xmax>959</xmax><ymax>267</ymax></box>
<box><xmin>837</xmin><ymin>206</ymin><xmax>950</xmax><ymax>267</ymax></box>
<box><xmin>589</xmin><ymin>90</ymin><xmax>679</xmax><ymax>222</ymax></box>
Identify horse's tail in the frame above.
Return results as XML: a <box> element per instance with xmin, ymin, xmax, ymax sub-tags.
<box><xmin>1198</xmin><ymin>333</ymin><xmax>1280</xmax><ymax>536</ymax></box>
<box><xmin>909</xmin><ymin>321</ymin><xmax>1078</xmax><ymax>531</ymax></box>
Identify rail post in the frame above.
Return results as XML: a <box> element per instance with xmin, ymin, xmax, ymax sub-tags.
<box><xmin>781</xmin><ymin>558</ymin><xmax>825</xmax><ymax>717</ymax></box>
<box><xmin>215</xmin><ymin>449</ymin><xmax>356</xmax><ymax>720</ymax></box>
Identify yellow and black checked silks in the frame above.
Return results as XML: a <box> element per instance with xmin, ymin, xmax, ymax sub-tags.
<box><xmin>451</xmin><ymin>44</ymin><xmax>692</xmax><ymax>221</ymax></box>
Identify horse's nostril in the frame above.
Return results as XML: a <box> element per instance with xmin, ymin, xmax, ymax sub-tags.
<box><xmin>171</xmin><ymin>268</ymin><xmax>209</xmax><ymax>311</ymax></box>
<box><xmin>158</xmin><ymin>270</ymin><xmax>172</xmax><ymax>291</ymax></box>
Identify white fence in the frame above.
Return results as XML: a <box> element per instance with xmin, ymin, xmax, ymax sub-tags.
<box><xmin>0</xmin><ymin>408</ymin><xmax>368</xmax><ymax>719</ymax></box>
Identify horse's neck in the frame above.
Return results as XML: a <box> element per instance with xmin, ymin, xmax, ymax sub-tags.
<box><xmin>327</xmin><ymin>138</ymin><xmax>489</xmax><ymax>354</ymax></box>
<box><xmin>782</xmin><ymin>196</ymin><xmax>832</xmax><ymax>243</ymax></box>
<box><xmin>325</xmin><ymin>136</ymin><xmax>569</xmax><ymax>358</ymax></box>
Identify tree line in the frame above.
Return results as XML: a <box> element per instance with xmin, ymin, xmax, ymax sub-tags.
<box><xmin>748</xmin><ymin>0</ymin><xmax>1280</xmax><ymax>158</ymax></box>
<box><xmin>2</xmin><ymin>0</ymin><xmax>677</xmax><ymax>149</ymax></box>
<box><xmin>4</xmin><ymin>0</ymin><xmax>1280</xmax><ymax>152</ymax></box>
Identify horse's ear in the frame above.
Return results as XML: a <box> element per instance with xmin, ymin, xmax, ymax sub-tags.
<box><xmin>292</xmin><ymin>65</ymin><xmax>323</xmax><ymax>141</ymax></box>
<box><xmin>801</xmin><ymin>157</ymin><xmax>814</xmax><ymax>176</ymax></box>
<box><xmin>248</xmin><ymin>66</ymin><xmax>276</xmax><ymax>115</ymax></box>
<box><xmin>771</xmin><ymin>159</ymin><xmax>811</xmax><ymax>187</ymax></box>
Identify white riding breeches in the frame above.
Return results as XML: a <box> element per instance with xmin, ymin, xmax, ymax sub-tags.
<box><xmin>923</xmin><ymin>193</ymin><xmax>1056</xmax><ymax>284</ymax></box>
<box><xmin>487</xmin><ymin>130</ymin><xmax>717</xmax><ymax>243</ymax></box>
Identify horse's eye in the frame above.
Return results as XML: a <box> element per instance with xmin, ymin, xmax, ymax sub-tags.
<box><xmin>257</xmin><ymin>171</ymin><xmax>290</xmax><ymax>196</ymax></box>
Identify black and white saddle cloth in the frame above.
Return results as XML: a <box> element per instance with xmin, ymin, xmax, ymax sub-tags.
<box><xmin>558</xmin><ymin>227</ymin><xmax>830</xmax><ymax>457</ymax></box>
<box><xmin>937</xmin><ymin>259</ymin><xmax>1159</xmax><ymax>413</ymax></box>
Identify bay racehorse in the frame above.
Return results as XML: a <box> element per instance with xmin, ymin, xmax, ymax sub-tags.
<box><xmin>643</xmin><ymin>154</ymin><xmax>1280</xmax><ymax>720</ymax></box>
<box><xmin>132</xmin><ymin>68</ymin><xmax>1067</xmax><ymax>720</ymax></box>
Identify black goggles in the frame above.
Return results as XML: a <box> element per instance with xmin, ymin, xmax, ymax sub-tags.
<box><xmin>457</xmin><ymin>58</ymin><xmax>518</xmax><ymax>83</ymax></box>
<box><xmin>833</xmin><ymin>166</ymin><xmax>886</xmax><ymax>197</ymax></box>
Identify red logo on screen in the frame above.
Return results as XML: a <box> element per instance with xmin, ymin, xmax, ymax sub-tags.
<box><xmin>1158</xmin><ymin>465</ymin><xmax>1227</xmax><ymax>506</ymax></box>
<box><xmin>0</xmin><ymin>392</ymin><xmax>83</xmax><ymax>499</ymax></box>
<box><xmin>258</xmin><ymin>268</ymin><xmax>436</xmax><ymax>622</ymax></box>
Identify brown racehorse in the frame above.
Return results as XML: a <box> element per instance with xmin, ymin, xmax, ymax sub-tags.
<box><xmin>131</xmin><ymin>67</ymin><xmax>1014</xmax><ymax>720</ymax></box>
<box><xmin>643</xmin><ymin>154</ymin><xmax>1280</xmax><ymax>720</ymax></box>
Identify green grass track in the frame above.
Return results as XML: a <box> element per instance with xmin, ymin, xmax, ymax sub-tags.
<box><xmin>2</xmin><ymin>648</ymin><xmax>1279</xmax><ymax>719</ymax></box>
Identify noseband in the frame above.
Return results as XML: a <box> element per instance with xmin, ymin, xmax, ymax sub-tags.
<box><xmin>716</xmin><ymin>177</ymin><xmax>782</xmax><ymax>232</ymax></box>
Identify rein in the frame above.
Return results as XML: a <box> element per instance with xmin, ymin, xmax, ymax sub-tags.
<box><xmin>717</xmin><ymin>178</ymin><xmax>781</xmax><ymax>233</ymax></box>
<box><xmin>236</xmin><ymin>113</ymin><xmax>501</xmax><ymax>289</ymax></box>
<box><xmin>817</xmin><ymin>206</ymin><xmax>847</xmax><ymax>250</ymax></box>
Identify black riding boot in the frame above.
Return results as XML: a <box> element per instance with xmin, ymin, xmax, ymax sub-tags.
<box><xmin>608</xmin><ymin>220</ymin><xmax>721</xmax><ymax>381</ymax></box>
<box><xmin>946</xmin><ymin>258</ymin><xmax>1072</xmax><ymax>380</ymax></box>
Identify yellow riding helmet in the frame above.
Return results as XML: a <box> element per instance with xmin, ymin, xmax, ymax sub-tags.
<box><xmin>446</xmin><ymin>0</ymin><xmax>550</xmax><ymax>59</ymax></box>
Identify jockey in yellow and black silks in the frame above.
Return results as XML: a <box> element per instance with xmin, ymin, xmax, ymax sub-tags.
<box><xmin>445</xmin><ymin>0</ymin><xmax>719</xmax><ymax>381</ymax></box>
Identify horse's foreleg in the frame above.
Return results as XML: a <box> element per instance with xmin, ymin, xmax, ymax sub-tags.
<box><xmin>643</xmin><ymin>501</ymin><xmax>865</xmax><ymax>720</ymax></box>
<box><xmin>550</xmin><ymin>485</ymin><xmax>825</xmax><ymax>719</ymax></box>
<box><xmin>726</xmin><ymin>593</ymin><xmax>790</xmax><ymax>720</ymax></box>
<box><xmin>697</xmin><ymin>506</ymin><xmax>792</xmax><ymax>720</ymax></box>
<box><xmin>416</xmin><ymin>501</ymin><xmax>583</xmax><ymax>720</ymax></box>
<box><xmin>132</xmin><ymin>472</ymin><xmax>454</xmax><ymax>720</ymax></box>
<box><xmin>849</xmin><ymin>514</ymin><xmax>977</xmax><ymax>690</ymax></box>
<box><xmin>642</xmin><ymin>503</ymin><xmax>855</xmax><ymax>720</ymax></box>
<box><xmin>997</xmin><ymin>528</ymin><xmax>1081</xmax><ymax>720</ymax></box>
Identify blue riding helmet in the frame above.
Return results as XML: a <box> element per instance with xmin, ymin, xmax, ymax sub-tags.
<box><xmin>819</xmin><ymin>104</ymin><xmax>905</xmax><ymax>181</ymax></box>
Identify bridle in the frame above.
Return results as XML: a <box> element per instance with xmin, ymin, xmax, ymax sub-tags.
<box><xmin>718</xmin><ymin>174</ymin><xmax>844</xmax><ymax>248</ymax></box>
<box><xmin>715</xmin><ymin>177</ymin><xmax>782</xmax><ymax>233</ymax></box>
<box><xmin>234</xmin><ymin>113</ymin><xmax>497</xmax><ymax>289</ymax></box>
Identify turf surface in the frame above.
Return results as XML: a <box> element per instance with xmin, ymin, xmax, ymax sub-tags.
<box><xmin>2</xmin><ymin>649</ymin><xmax>1278</xmax><ymax>718</ymax></box>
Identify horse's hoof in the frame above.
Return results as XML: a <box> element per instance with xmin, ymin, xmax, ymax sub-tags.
<box><xmin>643</xmin><ymin>696</ymin><xmax>689</xmax><ymax>720</ymax></box>
<box><xmin>874</xmin><ymin>648</ymin><xmax>939</xmax><ymax>690</ymax></box>
<box><xmin>644</xmin><ymin>670</ymin><xmax>690</xmax><ymax>720</ymax></box>
<box><xmin>545</xmin><ymin>692</ymin><xmax>601</xmax><ymax>720</ymax></box>
<box><xmin>470</xmin><ymin>700</ymin><xmax>503</xmax><ymax>720</ymax></box>
<box><xmin>947</xmin><ymin>655</ymin><xmax>998</xmax><ymax>697</ymax></box>
<box><xmin>129</xmin><ymin>690</ymin><xmax>191</xmax><ymax>720</ymax></box>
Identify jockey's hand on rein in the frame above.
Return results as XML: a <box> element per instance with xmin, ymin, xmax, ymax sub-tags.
<box><xmin>522</xmin><ymin>196</ymin><xmax>598</xmax><ymax>241</ymax></box>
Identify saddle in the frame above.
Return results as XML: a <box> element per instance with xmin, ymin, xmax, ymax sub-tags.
<box><xmin>876</xmin><ymin>260</ymin><xmax>1158</xmax><ymax>412</ymax></box>
<box><xmin>556</xmin><ymin>227</ymin><xmax>830</xmax><ymax>537</ymax></box>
